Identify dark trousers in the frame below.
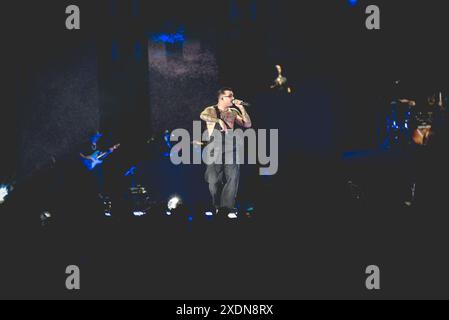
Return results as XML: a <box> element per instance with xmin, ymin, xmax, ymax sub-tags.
<box><xmin>92</xmin><ymin>165</ymin><xmax>105</xmax><ymax>195</ymax></box>
<box><xmin>205</xmin><ymin>162</ymin><xmax>240</xmax><ymax>210</ymax></box>
<box><xmin>77</xmin><ymin>161</ymin><xmax>105</xmax><ymax>197</ymax></box>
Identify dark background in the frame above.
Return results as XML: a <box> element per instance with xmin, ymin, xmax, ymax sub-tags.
<box><xmin>3</xmin><ymin>0</ymin><xmax>449</xmax><ymax>180</ymax></box>
<box><xmin>1</xmin><ymin>0</ymin><xmax>449</xmax><ymax>299</ymax></box>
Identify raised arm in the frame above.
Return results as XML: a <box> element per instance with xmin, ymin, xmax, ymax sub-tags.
<box><xmin>234</xmin><ymin>106</ymin><xmax>252</xmax><ymax>128</ymax></box>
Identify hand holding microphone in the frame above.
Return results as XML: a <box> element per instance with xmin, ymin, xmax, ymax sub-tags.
<box><xmin>232</xmin><ymin>99</ymin><xmax>251</xmax><ymax>108</ymax></box>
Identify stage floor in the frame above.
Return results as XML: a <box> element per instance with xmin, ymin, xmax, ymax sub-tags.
<box><xmin>1</xmin><ymin>148</ymin><xmax>449</xmax><ymax>299</ymax></box>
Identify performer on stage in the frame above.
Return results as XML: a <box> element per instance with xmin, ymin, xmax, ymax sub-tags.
<box><xmin>270</xmin><ymin>65</ymin><xmax>292</xmax><ymax>93</ymax></box>
<box><xmin>404</xmin><ymin>91</ymin><xmax>447</xmax><ymax>206</ymax></box>
<box><xmin>79</xmin><ymin>132</ymin><xmax>120</xmax><ymax>198</ymax></box>
<box><xmin>200</xmin><ymin>87</ymin><xmax>252</xmax><ymax>219</ymax></box>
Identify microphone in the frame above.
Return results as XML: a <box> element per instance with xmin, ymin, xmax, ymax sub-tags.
<box><xmin>232</xmin><ymin>99</ymin><xmax>251</xmax><ymax>107</ymax></box>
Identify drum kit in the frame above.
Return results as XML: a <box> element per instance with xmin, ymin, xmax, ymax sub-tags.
<box><xmin>386</xmin><ymin>91</ymin><xmax>446</xmax><ymax>147</ymax></box>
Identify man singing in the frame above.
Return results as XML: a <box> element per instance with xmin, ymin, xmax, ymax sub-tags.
<box><xmin>200</xmin><ymin>87</ymin><xmax>252</xmax><ymax>219</ymax></box>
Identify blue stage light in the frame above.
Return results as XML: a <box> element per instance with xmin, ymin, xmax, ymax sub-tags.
<box><xmin>164</xmin><ymin>130</ymin><xmax>173</xmax><ymax>148</ymax></box>
<box><xmin>152</xmin><ymin>30</ymin><xmax>185</xmax><ymax>44</ymax></box>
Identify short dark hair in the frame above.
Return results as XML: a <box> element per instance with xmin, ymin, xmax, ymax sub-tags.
<box><xmin>217</xmin><ymin>87</ymin><xmax>233</xmax><ymax>99</ymax></box>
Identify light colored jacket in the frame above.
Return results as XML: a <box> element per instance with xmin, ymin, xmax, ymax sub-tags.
<box><xmin>201</xmin><ymin>105</ymin><xmax>243</xmax><ymax>137</ymax></box>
